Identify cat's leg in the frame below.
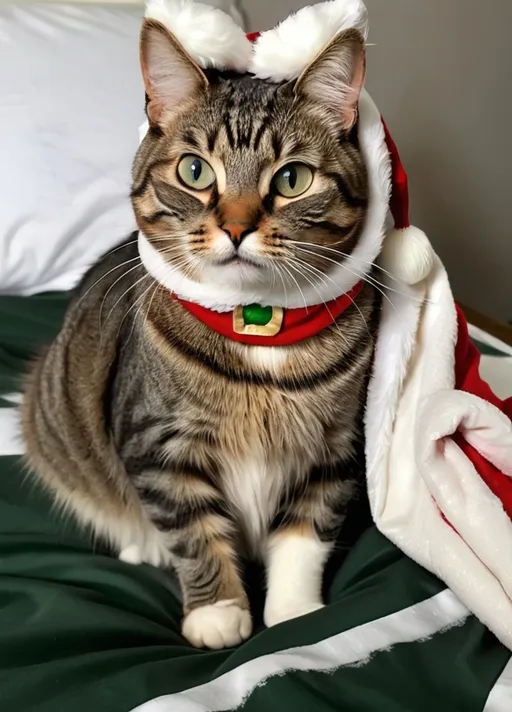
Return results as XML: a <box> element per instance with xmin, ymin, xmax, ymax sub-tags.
<box><xmin>264</xmin><ymin>467</ymin><xmax>354</xmax><ymax>627</ymax></box>
<box><xmin>263</xmin><ymin>525</ymin><xmax>331</xmax><ymax>627</ymax></box>
<box><xmin>133</xmin><ymin>469</ymin><xmax>252</xmax><ymax>649</ymax></box>
<box><xmin>178</xmin><ymin>535</ymin><xmax>252</xmax><ymax>650</ymax></box>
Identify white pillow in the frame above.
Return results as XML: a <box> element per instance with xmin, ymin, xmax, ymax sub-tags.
<box><xmin>0</xmin><ymin>1</ymin><xmax>244</xmax><ymax>295</ymax></box>
<box><xmin>0</xmin><ymin>3</ymin><xmax>145</xmax><ymax>294</ymax></box>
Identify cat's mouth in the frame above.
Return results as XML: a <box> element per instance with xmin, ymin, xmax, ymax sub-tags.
<box><xmin>215</xmin><ymin>255</ymin><xmax>262</xmax><ymax>269</ymax></box>
<box><xmin>202</xmin><ymin>253</ymin><xmax>268</xmax><ymax>287</ymax></box>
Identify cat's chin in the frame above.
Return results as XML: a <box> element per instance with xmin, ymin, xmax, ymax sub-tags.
<box><xmin>201</xmin><ymin>259</ymin><xmax>268</xmax><ymax>288</ymax></box>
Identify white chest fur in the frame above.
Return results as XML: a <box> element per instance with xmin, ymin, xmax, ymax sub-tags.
<box><xmin>221</xmin><ymin>441</ymin><xmax>285</xmax><ymax>557</ymax></box>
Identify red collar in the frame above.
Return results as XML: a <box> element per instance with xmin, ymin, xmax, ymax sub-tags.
<box><xmin>172</xmin><ymin>282</ymin><xmax>363</xmax><ymax>347</ymax></box>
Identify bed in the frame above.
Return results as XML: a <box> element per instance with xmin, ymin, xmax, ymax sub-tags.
<box><xmin>1</xmin><ymin>3</ymin><xmax>511</xmax><ymax>711</ymax></box>
<box><xmin>1</xmin><ymin>290</ymin><xmax>511</xmax><ymax>711</ymax></box>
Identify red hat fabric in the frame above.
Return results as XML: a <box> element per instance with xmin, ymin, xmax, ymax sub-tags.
<box><xmin>380</xmin><ymin>119</ymin><xmax>435</xmax><ymax>284</ymax></box>
<box><xmin>382</xmin><ymin>118</ymin><xmax>410</xmax><ymax>230</ymax></box>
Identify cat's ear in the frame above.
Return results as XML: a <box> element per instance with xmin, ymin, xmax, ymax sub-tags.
<box><xmin>140</xmin><ymin>19</ymin><xmax>208</xmax><ymax>127</ymax></box>
<box><xmin>294</xmin><ymin>28</ymin><xmax>366</xmax><ymax>130</ymax></box>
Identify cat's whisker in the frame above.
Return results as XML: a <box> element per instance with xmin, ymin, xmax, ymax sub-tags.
<box><xmin>104</xmin><ymin>238</ymin><xmax>139</xmax><ymax>257</ymax></box>
<box><xmin>288</xmin><ymin>260</ymin><xmax>353</xmax><ymax>345</ymax></box>
<box><xmin>103</xmin><ymin>251</ymin><xmax>193</xmax><ymax>338</ymax></box>
<box><xmin>283</xmin><ymin>259</ymin><xmax>350</xmax><ymax>349</ymax></box>
<box><xmin>98</xmin><ymin>261</ymin><xmax>145</xmax><ymax>328</ymax></box>
<box><xmin>290</xmin><ymin>240</ymin><xmax>399</xmax><ymax>282</ymax></box>
<box><xmin>293</xmin><ymin>243</ymin><xmax>430</xmax><ymax>305</ymax></box>
<box><xmin>79</xmin><ymin>254</ymin><xmax>142</xmax><ymax>308</ymax></box>
<box><xmin>294</xmin><ymin>244</ymin><xmax>390</xmax><ymax>292</ymax></box>
<box><xmin>156</xmin><ymin>245</ymin><xmax>188</xmax><ymax>257</ymax></box>
<box><xmin>147</xmin><ymin>232</ymin><xmax>202</xmax><ymax>242</ymax></box>
<box><xmin>97</xmin><ymin>245</ymin><xmax>192</xmax><ymax>330</ymax></box>
<box><xmin>282</xmin><ymin>258</ymin><xmax>317</xmax><ymax>299</ymax></box>
<box><xmin>292</xmin><ymin>245</ymin><xmax>395</xmax><ymax>310</ymax></box>
<box><xmin>119</xmin><ymin>279</ymin><xmax>159</xmax><ymax>342</ymax></box>
<box><xmin>141</xmin><ymin>256</ymin><xmax>188</xmax><ymax>338</ymax></box>
<box><xmin>290</xmin><ymin>255</ymin><xmax>372</xmax><ymax>340</ymax></box>
<box><xmin>268</xmin><ymin>263</ymin><xmax>277</xmax><ymax>290</ymax></box>
<box><xmin>142</xmin><ymin>281</ymin><xmax>163</xmax><ymax>333</ymax></box>
<box><xmin>271</xmin><ymin>262</ymin><xmax>290</xmax><ymax>309</ymax></box>
<box><xmin>101</xmin><ymin>271</ymin><xmax>153</xmax><ymax>337</ymax></box>
<box><xmin>279</xmin><ymin>262</ymin><xmax>309</xmax><ymax>312</ymax></box>
<box><xmin>82</xmin><ymin>239</ymin><xmax>185</xmax><ymax>314</ymax></box>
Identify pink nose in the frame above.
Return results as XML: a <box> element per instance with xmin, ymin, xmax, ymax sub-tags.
<box><xmin>221</xmin><ymin>222</ymin><xmax>256</xmax><ymax>247</ymax></box>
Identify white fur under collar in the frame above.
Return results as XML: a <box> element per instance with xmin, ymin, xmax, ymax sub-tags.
<box><xmin>138</xmin><ymin>90</ymin><xmax>390</xmax><ymax>311</ymax></box>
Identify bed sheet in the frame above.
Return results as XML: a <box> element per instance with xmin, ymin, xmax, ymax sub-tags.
<box><xmin>0</xmin><ymin>291</ymin><xmax>510</xmax><ymax>712</ymax></box>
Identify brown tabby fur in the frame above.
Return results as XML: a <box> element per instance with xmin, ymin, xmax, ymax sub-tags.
<box><xmin>23</xmin><ymin>21</ymin><xmax>379</xmax><ymax>647</ymax></box>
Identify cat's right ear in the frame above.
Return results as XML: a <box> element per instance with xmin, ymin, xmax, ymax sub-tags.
<box><xmin>294</xmin><ymin>28</ymin><xmax>366</xmax><ymax>131</ymax></box>
<box><xmin>140</xmin><ymin>19</ymin><xmax>208</xmax><ymax>127</ymax></box>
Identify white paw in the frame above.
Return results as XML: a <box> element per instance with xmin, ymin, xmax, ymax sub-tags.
<box><xmin>264</xmin><ymin>600</ymin><xmax>325</xmax><ymax>628</ymax></box>
<box><xmin>119</xmin><ymin>544</ymin><xmax>143</xmax><ymax>565</ymax></box>
<box><xmin>182</xmin><ymin>600</ymin><xmax>253</xmax><ymax>649</ymax></box>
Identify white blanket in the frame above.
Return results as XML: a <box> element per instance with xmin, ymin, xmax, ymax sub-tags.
<box><xmin>367</xmin><ymin>255</ymin><xmax>512</xmax><ymax>648</ymax></box>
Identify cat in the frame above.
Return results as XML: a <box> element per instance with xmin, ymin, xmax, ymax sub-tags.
<box><xmin>22</xmin><ymin>20</ymin><xmax>379</xmax><ymax>650</ymax></box>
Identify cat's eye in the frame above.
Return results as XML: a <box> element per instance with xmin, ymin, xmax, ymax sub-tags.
<box><xmin>272</xmin><ymin>163</ymin><xmax>313</xmax><ymax>198</ymax></box>
<box><xmin>177</xmin><ymin>155</ymin><xmax>216</xmax><ymax>190</ymax></box>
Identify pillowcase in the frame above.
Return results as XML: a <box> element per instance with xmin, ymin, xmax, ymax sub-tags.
<box><xmin>0</xmin><ymin>3</ymin><xmax>144</xmax><ymax>294</ymax></box>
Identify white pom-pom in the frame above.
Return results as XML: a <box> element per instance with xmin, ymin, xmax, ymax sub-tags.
<box><xmin>145</xmin><ymin>0</ymin><xmax>251</xmax><ymax>72</ymax></box>
<box><xmin>380</xmin><ymin>226</ymin><xmax>435</xmax><ymax>285</ymax></box>
<box><xmin>250</xmin><ymin>0</ymin><xmax>368</xmax><ymax>82</ymax></box>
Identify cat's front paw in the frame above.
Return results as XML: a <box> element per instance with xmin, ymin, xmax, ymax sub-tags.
<box><xmin>182</xmin><ymin>600</ymin><xmax>252</xmax><ymax>649</ymax></box>
<box><xmin>264</xmin><ymin>601</ymin><xmax>325</xmax><ymax>628</ymax></box>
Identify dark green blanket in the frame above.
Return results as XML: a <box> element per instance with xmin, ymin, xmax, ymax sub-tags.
<box><xmin>0</xmin><ymin>293</ymin><xmax>510</xmax><ymax>712</ymax></box>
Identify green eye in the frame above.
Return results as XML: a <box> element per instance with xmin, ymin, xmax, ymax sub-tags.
<box><xmin>273</xmin><ymin>163</ymin><xmax>313</xmax><ymax>198</ymax></box>
<box><xmin>177</xmin><ymin>155</ymin><xmax>216</xmax><ymax>190</ymax></box>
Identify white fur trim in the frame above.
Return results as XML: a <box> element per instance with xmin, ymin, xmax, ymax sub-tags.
<box><xmin>138</xmin><ymin>90</ymin><xmax>391</xmax><ymax>310</ymax></box>
<box><xmin>366</xmin><ymin>255</ymin><xmax>512</xmax><ymax>649</ymax></box>
<box><xmin>250</xmin><ymin>0</ymin><xmax>368</xmax><ymax>82</ymax></box>
<box><xmin>381</xmin><ymin>226</ymin><xmax>434</xmax><ymax>285</ymax></box>
<box><xmin>145</xmin><ymin>0</ymin><xmax>251</xmax><ymax>72</ymax></box>
<box><xmin>145</xmin><ymin>0</ymin><xmax>369</xmax><ymax>83</ymax></box>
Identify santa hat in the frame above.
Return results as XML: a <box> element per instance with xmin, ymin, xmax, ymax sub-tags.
<box><xmin>143</xmin><ymin>0</ymin><xmax>435</xmax><ymax>287</ymax></box>
<box><xmin>380</xmin><ymin>120</ymin><xmax>434</xmax><ymax>285</ymax></box>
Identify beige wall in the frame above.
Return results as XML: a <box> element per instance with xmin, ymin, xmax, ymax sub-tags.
<box><xmin>242</xmin><ymin>0</ymin><xmax>512</xmax><ymax>321</ymax></box>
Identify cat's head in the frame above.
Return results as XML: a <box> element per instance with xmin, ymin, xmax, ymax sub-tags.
<box><xmin>132</xmin><ymin>19</ymin><xmax>369</xmax><ymax>309</ymax></box>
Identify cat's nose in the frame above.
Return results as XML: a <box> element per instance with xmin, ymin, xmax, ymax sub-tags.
<box><xmin>221</xmin><ymin>222</ymin><xmax>256</xmax><ymax>247</ymax></box>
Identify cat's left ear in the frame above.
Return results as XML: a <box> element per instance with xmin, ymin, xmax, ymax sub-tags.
<box><xmin>294</xmin><ymin>28</ymin><xmax>366</xmax><ymax>130</ymax></box>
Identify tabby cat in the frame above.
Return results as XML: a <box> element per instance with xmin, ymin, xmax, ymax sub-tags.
<box><xmin>23</xmin><ymin>20</ymin><xmax>379</xmax><ymax>649</ymax></box>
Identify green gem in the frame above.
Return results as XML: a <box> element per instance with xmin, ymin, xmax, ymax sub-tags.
<box><xmin>242</xmin><ymin>304</ymin><xmax>273</xmax><ymax>326</ymax></box>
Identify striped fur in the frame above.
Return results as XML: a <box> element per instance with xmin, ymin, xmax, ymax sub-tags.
<box><xmin>22</xmin><ymin>24</ymin><xmax>379</xmax><ymax>649</ymax></box>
